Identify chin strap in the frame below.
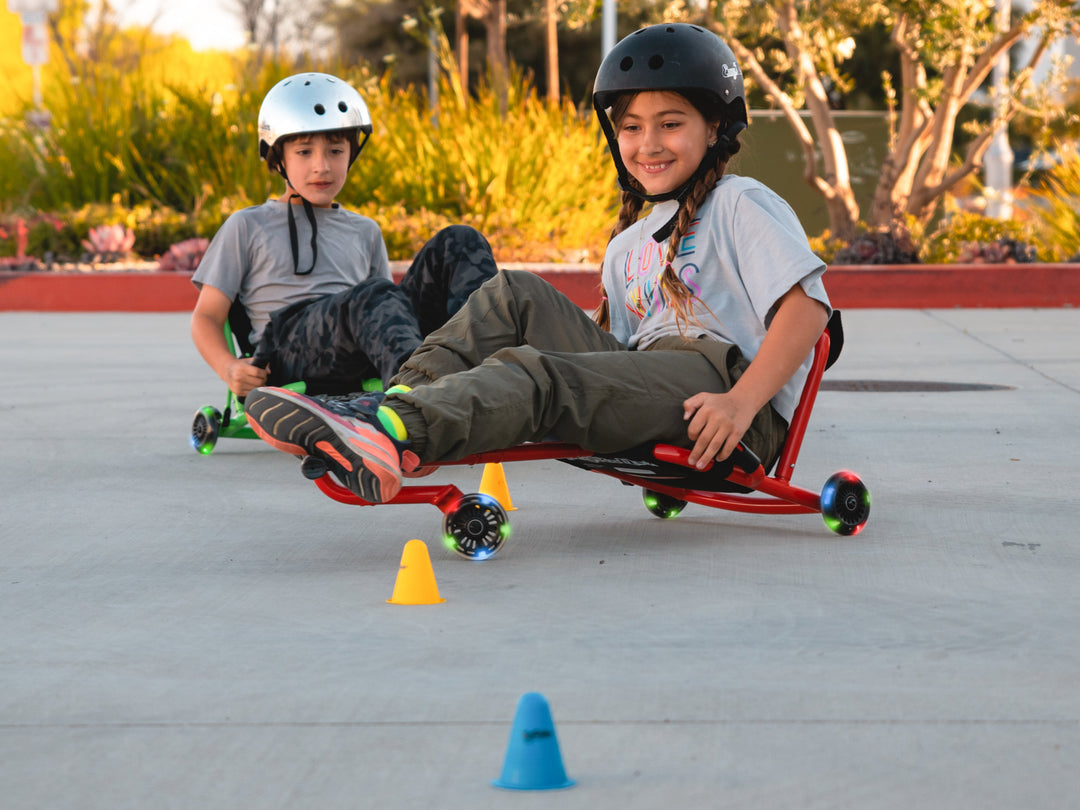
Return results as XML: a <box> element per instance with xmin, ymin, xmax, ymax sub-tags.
<box><xmin>286</xmin><ymin>193</ymin><xmax>319</xmax><ymax>275</ymax></box>
<box><xmin>642</xmin><ymin>120</ymin><xmax>748</xmax><ymax>244</ymax></box>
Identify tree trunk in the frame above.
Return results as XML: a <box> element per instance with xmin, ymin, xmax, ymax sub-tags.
<box><xmin>455</xmin><ymin>0</ymin><xmax>469</xmax><ymax>92</ymax></box>
<box><xmin>544</xmin><ymin>0</ymin><xmax>558</xmax><ymax>104</ymax></box>
<box><xmin>486</xmin><ymin>0</ymin><xmax>508</xmax><ymax>113</ymax></box>
<box><xmin>725</xmin><ymin>19</ymin><xmax>858</xmax><ymax>242</ymax></box>
<box><xmin>870</xmin><ymin>11</ymin><xmax>1041</xmax><ymax>227</ymax></box>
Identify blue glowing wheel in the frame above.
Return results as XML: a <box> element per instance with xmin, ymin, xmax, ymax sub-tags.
<box><xmin>443</xmin><ymin>493</ymin><xmax>509</xmax><ymax>561</ymax></box>
<box><xmin>191</xmin><ymin>406</ymin><xmax>221</xmax><ymax>455</ymax></box>
<box><xmin>820</xmin><ymin>471</ymin><xmax>870</xmax><ymax>536</ymax></box>
<box><xmin>642</xmin><ymin>488</ymin><xmax>687</xmax><ymax>519</ymax></box>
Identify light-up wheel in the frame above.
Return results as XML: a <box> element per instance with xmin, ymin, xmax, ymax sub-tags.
<box><xmin>443</xmin><ymin>493</ymin><xmax>509</xmax><ymax>560</ymax></box>
<box><xmin>191</xmin><ymin>406</ymin><xmax>222</xmax><ymax>455</ymax></box>
<box><xmin>820</xmin><ymin>471</ymin><xmax>870</xmax><ymax>536</ymax></box>
<box><xmin>642</xmin><ymin>488</ymin><xmax>687</xmax><ymax>519</ymax></box>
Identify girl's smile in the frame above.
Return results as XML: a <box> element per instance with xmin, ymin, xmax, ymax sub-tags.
<box><xmin>616</xmin><ymin>91</ymin><xmax>718</xmax><ymax>197</ymax></box>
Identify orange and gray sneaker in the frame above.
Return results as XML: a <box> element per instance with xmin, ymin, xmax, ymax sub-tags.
<box><xmin>245</xmin><ymin>386</ymin><xmax>404</xmax><ymax>503</ymax></box>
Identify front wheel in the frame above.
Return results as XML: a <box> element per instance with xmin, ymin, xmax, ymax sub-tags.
<box><xmin>642</xmin><ymin>489</ymin><xmax>687</xmax><ymax>519</ymax></box>
<box><xmin>820</xmin><ymin>471</ymin><xmax>870</xmax><ymax>536</ymax></box>
<box><xmin>443</xmin><ymin>493</ymin><xmax>509</xmax><ymax>561</ymax></box>
<box><xmin>191</xmin><ymin>406</ymin><xmax>222</xmax><ymax>455</ymax></box>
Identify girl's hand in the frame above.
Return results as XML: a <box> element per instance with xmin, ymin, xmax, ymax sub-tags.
<box><xmin>225</xmin><ymin>357</ymin><xmax>269</xmax><ymax>398</ymax></box>
<box><xmin>683</xmin><ymin>391</ymin><xmax>755</xmax><ymax>470</ymax></box>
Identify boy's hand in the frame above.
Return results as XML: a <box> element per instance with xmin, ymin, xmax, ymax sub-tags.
<box><xmin>225</xmin><ymin>357</ymin><xmax>269</xmax><ymax>398</ymax></box>
<box><xmin>683</xmin><ymin>391</ymin><xmax>754</xmax><ymax>470</ymax></box>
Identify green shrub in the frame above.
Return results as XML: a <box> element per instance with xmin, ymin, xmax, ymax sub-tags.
<box><xmin>921</xmin><ymin>210</ymin><xmax>1040</xmax><ymax>263</ymax></box>
<box><xmin>1025</xmin><ymin>148</ymin><xmax>1080</xmax><ymax>261</ymax></box>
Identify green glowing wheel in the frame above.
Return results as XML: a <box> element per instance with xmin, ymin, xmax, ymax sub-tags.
<box><xmin>642</xmin><ymin>489</ymin><xmax>687</xmax><ymax>519</ymax></box>
<box><xmin>191</xmin><ymin>406</ymin><xmax>222</xmax><ymax>455</ymax></box>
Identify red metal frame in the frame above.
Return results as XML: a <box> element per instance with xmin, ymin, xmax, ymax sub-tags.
<box><xmin>312</xmin><ymin>328</ymin><xmax>834</xmax><ymax>520</ymax></box>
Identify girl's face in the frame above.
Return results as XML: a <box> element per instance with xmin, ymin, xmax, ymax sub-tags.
<box><xmin>615</xmin><ymin>91</ymin><xmax>718</xmax><ymax>197</ymax></box>
<box><xmin>277</xmin><ymin>133</ymin><xmax>351</xmax><ymax>207</ymax></box>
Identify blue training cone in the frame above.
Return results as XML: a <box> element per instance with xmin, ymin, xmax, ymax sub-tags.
<box><xmin>492</xmin><ymin>692</ymin><xmax>575</xmax><ymax>790</ymax></box>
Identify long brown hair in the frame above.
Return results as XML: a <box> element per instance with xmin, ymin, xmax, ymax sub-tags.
<box><xmin>593</xmin><ymin>91</ymin><xmax>740</xmax><ymax>334</ymax></box>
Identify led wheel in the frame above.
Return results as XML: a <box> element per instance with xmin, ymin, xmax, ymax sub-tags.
<box><xmin>642</xmin><ymin>489</ymin><xmax>687</xmax><ymax>519</ymax></box>
<box><xmin>191</xmin><ymin>406</ymin><xmax>222</xmax><ymax>455</ymax></box>
<box><xmin>820</xmin><ymin>471</ymin><xmax>870</xmax><ymax>536</ymax></box>
<box><xmin>443</xmin><ymin>493</ymin><xmax>509</xmax><ymax>561</ymax></box>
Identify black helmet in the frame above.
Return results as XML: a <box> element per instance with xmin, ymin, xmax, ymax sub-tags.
<box><xmin>593</xmin><ymin>24</ymin><xmax>748</xmax><ymax>203</ymax></box>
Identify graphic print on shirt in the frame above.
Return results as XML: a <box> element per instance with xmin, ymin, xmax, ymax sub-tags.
<box><xmin>623</xmin><ymin>217</ymin><xmax>702</xmax><ymax>320</ymax></box>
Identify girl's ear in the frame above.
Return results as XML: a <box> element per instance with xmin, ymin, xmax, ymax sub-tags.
<box><xmin>707</xmin><ymin>120</ymin><xmax>721</xmax><ymax>148</ymax></box>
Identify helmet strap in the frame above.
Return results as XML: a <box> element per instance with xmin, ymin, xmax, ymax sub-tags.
<box><xmin>286</xmin><ymin>193</ymin><xmax>319</xmax><ymax>275</ymax></box>
<box><xmin>638</xmin><ymin>119</ymin><xmax>747</xmax><ymax>243</ymax></box>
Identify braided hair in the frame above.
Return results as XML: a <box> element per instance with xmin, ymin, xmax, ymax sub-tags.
<box><xmin>592</xmin><ymin>90</ymin><xmax>741</xmax><ymax>334</ymax></box>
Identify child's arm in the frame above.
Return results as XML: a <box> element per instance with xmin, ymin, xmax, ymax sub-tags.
<box><xmin>191</xmin><ymin>284</ymin><xmax>269</xmax><ymax>397</ymax></box>
<box><xmin>683</xmin><ymin>284</ymin><xmax>828</xmax><ymax>469</ymax></box>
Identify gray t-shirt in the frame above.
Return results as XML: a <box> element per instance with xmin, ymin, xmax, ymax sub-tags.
<box><xmin>193</xmin><ymin>199</ymin><xmax>391</xmax><ymax>344</ymax></box>
<box><xmin>602</xmin><ymin>174</ymin><xmax>830</xmax><ymax>422</ymax></box>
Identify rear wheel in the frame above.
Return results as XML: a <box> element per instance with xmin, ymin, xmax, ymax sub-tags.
<box><xmin>820</xmin><ymin>471</ymin><xmax>870</xmax><ymax>536</ymax></box>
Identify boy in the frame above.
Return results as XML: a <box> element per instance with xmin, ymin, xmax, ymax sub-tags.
<box><xmin>191</xmin><ymin>72</ymin><xmax>497</xmax><ymax>397</ymax></box>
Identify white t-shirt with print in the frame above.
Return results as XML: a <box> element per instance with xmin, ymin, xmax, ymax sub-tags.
<box><xmin>602</xmin><ymin>173</ymin><xmax>831</xmax><ymax>422</ymax></box>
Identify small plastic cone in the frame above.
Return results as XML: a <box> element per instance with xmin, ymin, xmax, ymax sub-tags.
<box><xmin>387</xmin><ymin>540</ymin><xmax>445</xmax><ymax>605</ymax></box>
<box><xmin>479</xmin><ymin>462</ymin><xmax>517</xmax><ymax>511</ymax></box>
<box><xmin>492</xmin><ymin>692</ymin><xmax>575</xmax><ymax>790</ymax></box>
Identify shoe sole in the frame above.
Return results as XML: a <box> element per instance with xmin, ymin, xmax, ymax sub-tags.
<box><xmin>245</xmin><ymin>388</ymin><xmax>402</xmax><ymax>503</ymax></box>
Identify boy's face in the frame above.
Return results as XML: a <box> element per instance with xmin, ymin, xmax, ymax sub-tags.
<box><xmin>277</xmin><ymin>133</ymin><xmax>351</xmax><ymax>207</ymax></box>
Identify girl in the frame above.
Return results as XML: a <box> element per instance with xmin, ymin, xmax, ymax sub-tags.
<box><xmin>243</xmin><ymin>24</ymin><xmax>831</xmax><ymax>505</ymax></box>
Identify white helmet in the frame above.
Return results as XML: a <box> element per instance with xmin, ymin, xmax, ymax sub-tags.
<box><xmin>258</xmin><ymin>72</ymin><xmax>373</xmax><ymax>168</ymax></box>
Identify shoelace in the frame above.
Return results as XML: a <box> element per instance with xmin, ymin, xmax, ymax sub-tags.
<box><xmin>312</xmin><ymin>391</ymin><xmax>386</xmax><ymax>420</ymax></box>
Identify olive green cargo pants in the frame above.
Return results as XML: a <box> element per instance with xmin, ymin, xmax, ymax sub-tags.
<box><xmin>387</xmin><ymin>270</ymin><xmax>787</xmax><ymax>467</ymax></box>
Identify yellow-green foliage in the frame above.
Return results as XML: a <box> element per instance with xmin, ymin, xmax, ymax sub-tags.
<box><xmin>0</xmin><ymin>29</ymin><xmax>618</xmax><ymax>262</ymax></box>
<box><xmin>1025</xmin><ymin>150</ymin><xmax>1080</xmax><ymax>261</ymax></box>
<box><xmin>921</xmin><ymin>210</ymin><xmax>1039</xmax><ymax>263</ymax></box>
<box><xmin>0</xmin><ymin>9</ymin><xmax>33</xmax><ymax>118</ymax></box>
<box><xmin>342</xmin><ymin>50</ymin><xmax>616</xmax><ymax>261</ymax></box>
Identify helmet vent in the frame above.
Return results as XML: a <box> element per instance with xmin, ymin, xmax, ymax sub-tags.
<box><xmin>314</xmin><ymin>103</ymin><xmax>326</xmax><ymax>115</ymax></box>
<box><xmin>619</xmin><ymin>56</ymin><xmax>634</xmax><ymax>72</ymax></box>
<box><xmin>649</xmin><ymin>55</ymin><xmax>664</xmax><ymax>69</ymax></box>
<box><xmin>338</xmin><ymin>101</ymin><xmax>348</xmax><ymax>112</ymax></box>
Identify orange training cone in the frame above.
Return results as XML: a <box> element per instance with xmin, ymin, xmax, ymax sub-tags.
<box><xmin>479</xmin><ymin>462</ymin><xmax>517</xmax><ymax>511</ymax></box>
<box><xmin>387</xmin><ymin>540</ymin><xmax>446</xmax><ymax>605</ymax></box>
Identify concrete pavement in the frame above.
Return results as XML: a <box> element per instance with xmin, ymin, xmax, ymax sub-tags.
<box><xmin>2</xmin><ymin>308</ymin><xmax>1079</xmax><ymax>809</ymax></box>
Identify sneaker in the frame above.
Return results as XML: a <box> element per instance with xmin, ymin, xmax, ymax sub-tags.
<box><xmin>312</xmin><ymin>391</ymin><xmax>385</xmax><ymax>420</ymax></box>
<box><xmin>245</xmin><ymin>387</ymin><xmax>403</xmax><ymax>503</ymax></box>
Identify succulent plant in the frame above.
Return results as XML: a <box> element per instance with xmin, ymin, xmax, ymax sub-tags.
<box><xmin>156</xmin><ymin>237</ymin><xmax>209</xmax><ymax>273</ymax></box>
<box><xmin>955</xmin><ymin>238</ymin><xmax>1038</xmax><ymax>264</ymax></box>
<box><xmin>81</xmin><ymin>224</ymin><xmax>136</xmax><ymax>262</ymax></box>
<box><xmin>832</xmin><ymin>228</ymin><xmax>920</xmax><ymax>265</ymax></box>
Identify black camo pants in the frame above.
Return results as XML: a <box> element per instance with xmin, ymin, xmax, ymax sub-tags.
<box><xmin>256</xmin><ymin>225</ymin><xmax>498</xmax><ymax>394</ymax></box>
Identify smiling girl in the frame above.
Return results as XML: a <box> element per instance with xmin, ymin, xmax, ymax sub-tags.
<box><xmin>242</xmin><ymin>26</ymin><xmax>833</xmax><ymax>507</ymax></box>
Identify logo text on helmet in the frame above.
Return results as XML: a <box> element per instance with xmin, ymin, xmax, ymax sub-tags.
<box><xmin>722</xmin><ymin>62</ymin><xmax>741</xmax><ymax>79</ymax></box>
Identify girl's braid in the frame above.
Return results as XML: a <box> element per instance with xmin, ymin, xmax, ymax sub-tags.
<box><xmin>593</xmin><ymin>189</ymin><xmax>644</xmax><ymax>330</ymax></box>
<box><xmin>657</xmin><ymin>159</ymin><xmax>724</xmax><ymax>335</ymax></box>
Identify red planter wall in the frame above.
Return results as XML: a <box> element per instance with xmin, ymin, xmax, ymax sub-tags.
<box><xmin>1</xmin><ymin>263</ymin><xmax>1078</xmax><ymax>312</ymax></box>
